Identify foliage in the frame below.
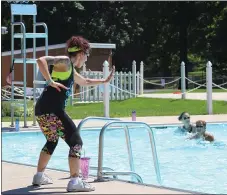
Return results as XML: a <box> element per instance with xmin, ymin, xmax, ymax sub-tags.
<box><xmin>1</xmin><ymin>1</ymin><xmax>227</xmax><ymax>76</ymax></box>
<box><xmin>1</xmin><ymin>101</ymin><xmax>33</xmax><ymax>117</ymax></box>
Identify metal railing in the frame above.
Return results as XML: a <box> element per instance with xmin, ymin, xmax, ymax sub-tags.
<box><xmin>77</xmin><ymin>117</ymin><xmax>121</xmax><ymax>180</ymax></box>
<box><xmin>10</xmin><ymin>4</ymin><xmax>48</xmax><ymax>127</ymax></box>
<box><xmin>101</xmin><ymin>171</ymin><xmax>143</xmax><ymax>183</ymax></box>
<box><xmin>77</xmin><ymin>117</ymin><xmax>161</xmax><ymax>185</ymax></box>
<box><xmin>96</xmin><ymin>121</ymin><xmax>162</xmax><ymax>185</ymax></box>
<box><xmin>77</xmin><ymin>116</ymin><xmax>121</xmax><ymax>131</ymax></box>
<box><xmin>90</xmin><ymin>166</ymin><xmax>118</xmax><ymax>179</ymax></box>
<box><xmin>10</xmin><ymin>22</ymin><xmax>27</xmax><ymax>127</ymax></box>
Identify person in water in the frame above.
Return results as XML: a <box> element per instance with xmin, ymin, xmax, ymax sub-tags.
<box><xmin>178</xmin><ymin>112</ymin><xmax>196</xmax><ymax>133</ymax></box>
<box><xmin>188</xmin><ymin>120</ymin><xmax>214</xmax><ymax>142</ymax></box>
<box><xmin>32</xmin><ymin>35</ymin><xmax>115</xmax><ymax>192</ymax></box>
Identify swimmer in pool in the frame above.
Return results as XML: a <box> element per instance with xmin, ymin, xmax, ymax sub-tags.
<box><xmin>178</xmin><ymin>112</ymin><xmax>196</xmax><ymax>133</ymax></box>
<box><xmin>188</xmin><ymin>120</ymin><xmax>214</xmax><ymax>142</ymax></box>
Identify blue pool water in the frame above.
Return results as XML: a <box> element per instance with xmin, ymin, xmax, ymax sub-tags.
<box><xmin>2</xmin><ymin>123</ymin><xmax>227</xmax><ymax>194</ymax></box>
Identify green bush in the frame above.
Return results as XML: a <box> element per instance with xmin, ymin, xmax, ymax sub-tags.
<box><xmin>1</xmin><ymin>101</ymin><xmax>33</xmax><ymax>117</ymax></box>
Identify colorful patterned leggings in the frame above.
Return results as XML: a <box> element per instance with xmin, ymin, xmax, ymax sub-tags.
<box><xmin>36</xmin><ymin>112</ymin><xmax>82</xmax><ymax>158</ymax></box>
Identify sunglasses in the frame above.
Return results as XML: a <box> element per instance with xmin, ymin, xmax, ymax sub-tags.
<box><xmin>82</xmin><ymin>52</ymin><xmax>89</xmax><ymax>57</ymax></box>
<box><xmin>183</xmin><ymin>116</ymin><xmax>190</xmax><ymax>120</ymax></box>
<box><xmin>196</xmin><ymin>125</ymin><xmax>205</xmax><ymax>128</ymax></box>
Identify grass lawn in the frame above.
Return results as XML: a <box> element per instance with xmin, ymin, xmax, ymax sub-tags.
<box><xmin>147</xmin><ymin>88</ymin><xmax>226</xmax><ymax>93</ymax></box>
<box><xmin>2</xmin><ymin>98</ymin><xmax>227</xmax><ymax>122</ymax></box>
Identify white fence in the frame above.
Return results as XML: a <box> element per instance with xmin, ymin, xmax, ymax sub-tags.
<box><xmin>4</xmin><ymin>60</ymin><xmax>226</xmax><ymax>118</ymax></box>
<box><xmin>72</xmin><ymin>60</ymin><xmax>144</xmax><ymax>103</ymax></box>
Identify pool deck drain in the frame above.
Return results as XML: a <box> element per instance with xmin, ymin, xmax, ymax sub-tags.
<box><xmin>2</xmin><ymin>162</ymin><xmax>195</xmax><ymax>194</ymax></box>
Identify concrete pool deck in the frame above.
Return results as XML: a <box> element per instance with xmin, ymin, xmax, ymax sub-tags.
<box><xmin>2</xmin><ymin>162</ymin><xmax>195</xmax><ymax>194</ymax></box>
<box><xmin>2</xmin><ymin>114</ymin><xmax>226</xmax><ymax>194</ymax></box>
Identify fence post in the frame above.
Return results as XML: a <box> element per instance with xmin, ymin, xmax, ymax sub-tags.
<box><xmin>132</xmin><ymin>60</ymin><xmax>136</xmax><ymax>97</ymax></box>
<box><xmin>84</xmin><ymin>72</ymin><xmax>88</xmax><ymax>102</ymax></box>
<box><xmin>80</xmin><ymin>85</ymin><xmax>83</xmax><ymax>102</ymax></box>
<box><xmin>129</xmin><ymin>71</ymin><xmax>132</xmax><ymax>98</ymax></box>
<box><xmin>137</xmin><ymin>71</ymin><xmax>140</xmax><ymax>95</ymax></box>
<box><xmin>181</xmin><ymin>61</ymin><xmax>186</xmax><ymax>99</ymax></box>
<box><xmin>111</xmin><ymin>74</ymin><xmax>114</xmax><ymax>100</ymax></box>
<box><xmin>123</xmin><ymin>72</ymin><xmax>127</xmax><ymax>99</ymax></box>
<box><xmin>119</xmin><ymin>71</ymin><xmax>123</xmax><ymax>100</ymax></box>
<box><xmin>140</xmin><ymin>61</ymin><xmax>144</xmax><ymax>95</ymax></box>
<box><xmin>103</xmin><ymin>60</ymin><xmax>110</xmax><ymax>117</ymax></box>
<box><xmin>69</xmin><ymin>84</ymin><xmax>74</xmax><ymax>106</ymax></box>
<box><xmin>97</xmin><ymin>72</ymin><xmax>100</xmax><ymax>101</ymax></box>
<box><xmin>88</xmin><ymin>71</ymin><xmax>91</xmax><ymax>102</ymax></box>
<box><xmin>115</xmin><ymin>72</ymin><xmax>119</xmax><ymax>100</ymax></box>
<box><xmin>206</xmin><ymin>61</ymin><xmax>213</xmax><ymax>114</ymax></box>
<box><xmin>93</xmin><ymin>72</ymin><xmax>97</xmax><ymax>102</ymax></box>
<box><xmin>79</xmin><ymin>71</ymin><xmax>83</xmax><ymax>101</ymax></box>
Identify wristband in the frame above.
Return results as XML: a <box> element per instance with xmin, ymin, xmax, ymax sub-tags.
<box><xmin>46</xmin><ymin>79</ymin><xmax>54</xmax><ymax>86</ymax></box>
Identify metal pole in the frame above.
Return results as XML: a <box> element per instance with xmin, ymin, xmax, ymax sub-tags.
<box><xmin>32</xmin><ymin>15</ymin><xmax>37</xmax><ymax>126</ymax></box>
<box><xmin>10</xmin><ymin>14</ymin><xmax>15</xmax><ymax>127</ymax></box>
<box><xmin>45</xmin><ymin>25</ymin><xmax>48</xmax><ymax>56</ymax></box>
<box><xmin>23</xmin><ymin>25</ymin><xmax>27</xmax><ymax>127</ymax></box>
<box><xmin>20</xmin><ymin>15</ymin><xmax>23</xmax><ymax>56</ymax></box>
<box><xmin>96</xmin><ymin>121</ymin><xmax>162</xmax><ymax>185</ymax></box>
<box><xmin>97</xmin><ymin>127</ymin><xmax>105</xmax><ymax>181</ymax></box>
<box><xmin>147</xmin><ymin>128</ymin><xmax>162</xmax><ymax>184</ymax></box>
<box><xmin>124</xmin><ymin>125</ymin><xmax>135</xmax><ymax>181</ymax></box>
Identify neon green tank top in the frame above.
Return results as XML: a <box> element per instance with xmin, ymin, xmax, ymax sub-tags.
<box><xmin>51</xmin><ymin>65</ymin><xmax>72</xmax><ymax>81</ymax></box>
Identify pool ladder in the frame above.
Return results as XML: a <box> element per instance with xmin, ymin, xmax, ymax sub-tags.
<box><xmin>78</xmin><ymin>117</ymin><xmax>162</xmax><ymax>185</ymax></box>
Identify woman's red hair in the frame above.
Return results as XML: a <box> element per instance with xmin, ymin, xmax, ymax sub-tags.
<box><xmin>66</xmin><ymin>36</ymin><xmax>90</xmax><ymax>57</ymax></box>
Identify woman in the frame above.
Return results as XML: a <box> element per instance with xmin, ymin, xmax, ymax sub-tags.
<box><xmin>178</xmin><ymin>112</ymin><xmax>196</xmax><ymax>133</ymax></box>
<box><xmin>188</xmin><ymin>120</ymin><xmax>214</xmax><ymax>142</ymax></box>
<box><xmin>32</xmin><ymin>36</ymin><xmax>115</xmax><ymax>192</ymax></box>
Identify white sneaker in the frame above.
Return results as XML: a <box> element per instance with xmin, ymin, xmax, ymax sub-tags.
<box><xmin>67</xmin><ymin>178</ymin><xmax>95</xmax><ymax>192</ymax></box>
<box><xmin>32</xmin><ymin>172</ymin><xmax>53</xmax><ymax>186</ymax></box>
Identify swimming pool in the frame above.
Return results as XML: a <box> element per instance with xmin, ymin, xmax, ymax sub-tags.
<box><xmin>2</xmin><ymin>123</ymin><xmax>227</xmax><ymax>194</ymax></box>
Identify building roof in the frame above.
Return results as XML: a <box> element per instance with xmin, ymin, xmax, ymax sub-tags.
<box><xmin>2</xmin><ymin>42</ymin><xmax>116</xmax><ymax>56</ymax></box>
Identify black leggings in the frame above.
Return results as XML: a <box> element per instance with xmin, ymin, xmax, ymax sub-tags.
<box><xmin>36</xmin><ymin>112</ymin><xmax>83</xmax><ymax>158</ymax></box>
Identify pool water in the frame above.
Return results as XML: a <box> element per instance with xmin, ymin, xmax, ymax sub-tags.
<box><xmin>2</xmin><ymin>123</ymin><xmax>227</xmax><ymax>194</ymax></box>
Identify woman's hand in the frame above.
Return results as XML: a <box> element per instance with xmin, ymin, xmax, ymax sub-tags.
<box><xmin>104</xmin><ymin>66</ymin><xmax>115</xmax><ymax>83</ymax></box>
<box><xmin>50</xmin><ymin>81</ymin><xmax>69</xmax><ymax>92</ymax></box>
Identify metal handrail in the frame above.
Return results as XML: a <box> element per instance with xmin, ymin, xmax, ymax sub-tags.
<box><xmin>34</xmin><ymin>22</ymin><xmax>48</xmax><ymax>34</ymax></box>
<box><xmin>90</xmin><ymin>166</ymin><xmax>114</xmax><ymax>172</ymax></box>
<box><xmin>90</xmin><ymin>166</ymin><xmax>118</xmax><ymax>179</ymax></box>
<box><xmin>97</xmin><ymin>121</ymin><xmax>162</xmax><ymax>185</ymax></box>
<box><xmin>101</xmin><ymin>171</ymin><xmax>143</xmax><ymax>183</ymax></box>
<box><xmin>77</xmin><ymin>116</ymin><xmax>121</xmax><ymax>131</ymax></box>
<box><xmin>123</xmin><ymin>125</ymin><xmax>135</xmax><ymax>181</ymax></box>
<box><xmin>11</xmin><ymin>21</ymin><xmax>27</xmax><ymax>127</ymax></box>
<box><xmin>11</xmin><ymin>22</ymin><xmax>26</xmax><ymax>30</ymax></box>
